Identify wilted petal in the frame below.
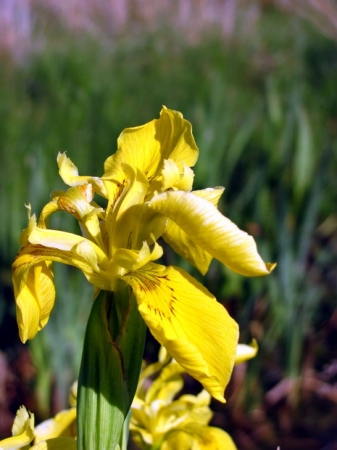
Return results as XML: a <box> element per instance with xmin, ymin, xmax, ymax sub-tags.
<box><xmin>147</xmin><ymin>191</ymin><xmax>276</xmax><ymax>276</ymax></box>
<box><xmin>123</xmin><ymin>263</ymin><xmax>239</xmax><ymax>402</ymax></box>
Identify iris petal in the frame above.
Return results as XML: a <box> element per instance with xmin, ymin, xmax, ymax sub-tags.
<box><xmin>162</xmin><ymin>188</ymin><xmax>224</xmax><ymax>274</ymax></box>
<box><xmin>13</xmin><ymin>260</ymin><xmax>55</xmax><ymax>342</ymax></box>
<box><xmin>34</xmin><ymin>408</ymin><xmax>76</xmax><ymax>443</ymax></box>
<box><xmin>0</xmin><ymin>406</ymin><xmax>34</xmax><ymax>448</ymax></box>
<box><xmin>123</xmin><ymin>263</ymin><xmax>239</xmax><ymax>402</ymax></box>
<box><xmin>104</xmin><ymin>107</ymin><xmax>199</xmax><ymax>185</ymax></box>
<box><xmin>235</xmin><ymin>339</ymin><xmax>258</xmax><ymax>364</ymax></box>
<box><xmin>161</xmin><ymin>425</ymin><xmax>237</xmax><ymax>450</ymax></box>
<box><xmin>57</xmin><ymin>152</ymin><xmax>106</xmax><ymax>197</ymax></box>
<box><xmin>147</xmin><ymin>191</ymin><xmax>276</xmax><ymax>276</ymax></box>
<box><xmin>12</xmin><ymin>240</ymin><xmax>111</xmax><ymax>341</ymax></box>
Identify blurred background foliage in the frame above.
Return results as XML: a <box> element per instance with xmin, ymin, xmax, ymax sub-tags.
<box><xmin>1</xmin><ymin>0</ymin><xmax>337</xmax><ymax>448</ymax></box>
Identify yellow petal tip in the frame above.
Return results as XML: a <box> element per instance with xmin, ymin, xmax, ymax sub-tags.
<box><xmin>266</xmin><ymin>262</ymin><xmax>277</xmax><ymax>273</ymax></box>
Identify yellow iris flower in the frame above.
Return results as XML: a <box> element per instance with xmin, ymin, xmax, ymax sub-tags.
<box><xmin>129</xmin><ymin>346</ymin><xmax>249</xmax><ymax>450</ymax></box>
<box><xmin>0</xmin><ymin>340</ymin><xmax>257</xmax><ymax>450</ymax></box>
<box><xmin>12</xmin><ymin>107</ymin><xmax>274</xmax><ymax>402</ymax></box>
<box><xmin>0</xmin><ymin>406</ymin><xmax>76</xmax><ymax>450</ymax></box>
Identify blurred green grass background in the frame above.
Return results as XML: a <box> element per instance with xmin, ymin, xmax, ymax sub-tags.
<box><xmin>1</xmin><ymin>1</ymin><xmax>337</xmax><ymax>448</ymax></box>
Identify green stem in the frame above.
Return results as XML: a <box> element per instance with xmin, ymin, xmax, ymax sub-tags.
<box><xmin>77</xmin><ymin>284</ymin><xmax>146</xmax><ymax>449</ymax></box>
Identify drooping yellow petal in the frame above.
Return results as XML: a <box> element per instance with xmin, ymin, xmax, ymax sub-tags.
<box><xmin>235</xmin><ymin>339</ymin><xmax>258</xmax><ymax>364</ymax></box>
<box><xmin>162</xmin><ymin>188</ymin><xmax>224</xmax><ymax>274</ymax></box>
<box><xmin>12</xmin><ymin>259</ymin><xmax>55</xmax><ymax>343</ymax></box>
<box><xmin>28</xmin><ymin>227</ymin><xmax>109</xmax><ymax>274</ymax></box>
<box><xmin>14</xmin><ymin>242</ymin><xmax>110</xmax><ymax>293</ymax></box>
<box><xmin>12</xmin><ymin>238</ymin><xmax>111</xmax><ymax>341</ymax></box>
<box><xmin>103</xmin><ymin>107</ymin><xmax>199</xmax><ymax>186</ymax></box>
<box><xmin>123</xmin><ymin>263</ymin><xmax>239</xmax><ymax>402</ymax></box>
<box><xmin>34</xmin><ymin>408</ymin><xmax>76</xmax><ymax>443</ymax></box>
<box><xmin>0</xmin><ymin>406</ymin><xmax>34</xmax><ymax>449</ymax></box>
<box><xmin>147</xmin><ymin>191</ymin><xmax>276</xmax><ymax>276</ymax></box>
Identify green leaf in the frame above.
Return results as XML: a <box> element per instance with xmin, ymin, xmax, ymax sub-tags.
<box><xmin>77</xmin><ymin>286</ymin><xmax>146</xmax><ymax>450</ymax></box>
<box><xmin>293</xmin><ymin>107</ymin><xmax>315</xmax><ymax>201</ymax></box>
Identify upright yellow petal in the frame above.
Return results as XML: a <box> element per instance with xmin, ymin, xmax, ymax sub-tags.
<box><xmin>147</xmin><ymin>191</ymin><xmax>276</xmax><ymax>276</ymax></box>
<box><xmin>123</xmin><ymin>263</ymin><xmax>239</xmax><ymax>402</ymax></box>
<box><xmin>107</xmin><ymin>163</ymin><xmax>149</xmax><ymax>252</ymax></box>
<box><xmin>103</xmin><ymin>107</ymin><xmax>199</xmax><ymax>185</ymax></box>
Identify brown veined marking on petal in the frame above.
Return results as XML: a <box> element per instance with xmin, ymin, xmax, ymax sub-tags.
<box><xmin>160</xmin><ymin>274</ymin><xmax>177</xmax><ymax>316</ymax></box>
<box><xmin>128</xmin><ymin>270</ymin><xmax>177</xmax><ymax>321</ymax></box>
<box><xmin>12</xmin><ymin>244</ymin><xmax>96</xmax><ymax>274</ymax></box>
<box><xmin>127</xmin><ymin>231</ymin><xmax>132</xmax><ymax>249</ymax></box>
<box><xmin>110</xmin><ymin>179</ymin><xmax>127</xmax><ymax>206</ymax></box>
<box><xmin>12</xmin><ymin>244</ymin><xmax>46</xmax><ymax>271</ymax></box>
<box><xmin>57</xmin><ymin>197</ymin><xmax>79</xmax><ymax>220</ymax></box>
<box><xmin>57</xmin><ymin>184</ymin><xmax>94</xmax><ymax>219</ymax></box>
